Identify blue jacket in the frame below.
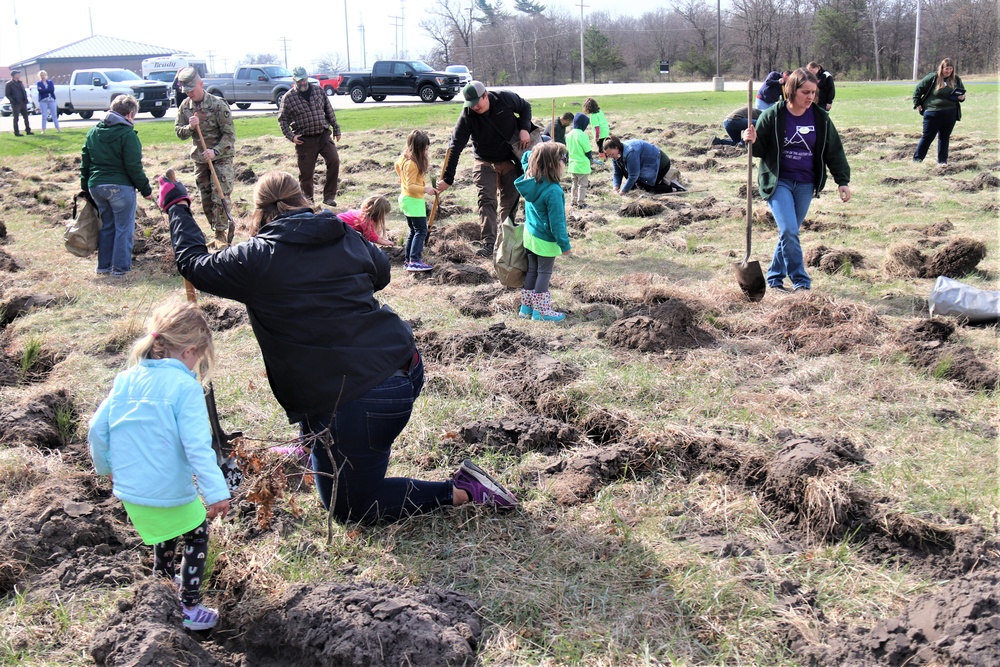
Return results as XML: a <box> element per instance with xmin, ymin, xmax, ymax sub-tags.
<box><xmin>515</xmin><ymin>150</ymin><xmax>570</xmax><ymax>253</ymax></box>
<box><xmin>88</xmin><ymin>359</ymin><xmax>230</xmax><ymax>508</ymax></box>
<box><xmin>757</xmin><ymin>71</ymin><xmax>784</xmax><ymax>104</ymax></box>
<box><xmin>612</xmin><ymin>140</ymin><xmax>662</xmax><ymax>193</ymax></box>
<box><xmin>36</xmin><ymin>79</ymin><xmax>56</xmax><ymax>101</ymax></box>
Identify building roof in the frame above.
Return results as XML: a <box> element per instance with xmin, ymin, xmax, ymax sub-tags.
<box><xmin>27</xmin><ymin>35</ymin><xmax>179</xmax><ymax>61</ymax></box>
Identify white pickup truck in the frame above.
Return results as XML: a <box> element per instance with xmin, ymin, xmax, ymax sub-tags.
<box><xmin>55</xmin><ymin>69</ymin><xmax>171</xmax><ymax>119</ymax></box>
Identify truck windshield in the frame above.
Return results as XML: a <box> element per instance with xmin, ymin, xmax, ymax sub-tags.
<box><xmin>106</xmin><ymin>70</ymin><xmax>144</xmax><ymax>82</ymax></box>
<box><xmin>261</xmin><ymin>66</ymin><xmax>292</xmax><ymax>78</ymax></box>
<box><xmin>407</xmin><ymin>62</ymin><xmax>435</xmax><ymax>73</ymax></box>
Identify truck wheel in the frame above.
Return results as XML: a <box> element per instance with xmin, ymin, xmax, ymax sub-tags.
<box><xmin>439</xmin><ymin>95</ymin><xmax>455</xmax><ymax>101</ymax></box>
<box><xmin>151</xmin><ymin>109</ymin><xmax>167</xmax><ymax>118</ymax></box>
<box><xmin>208</xmin><ymin>89</ymin><xmax>225</xmax><ymax>99</ymax></box>
<box><xmin>372</xmin><ymin>95</ymin><xmax>387</xmax><ymax>102</ymax></box>
<box><xmin>79</xmin><ymin>111</ymin><xmax>94</xmax><ymax>120</ymax></box>
<box><xmin>236</xmin><ymin>103</ymin><xmax>251</xmax><ymax>110</ymax></box>
<box><xmin>325</xmin><ymin>86</ymin><xmax>335</xmax><ymax>96</ymax></box>
<box><xmin>419</xmin><ymin>85</ymin><xmax>437</xmax><ymax>103</ymax></box>
<box><xmin>274</xmin><ymin>91</ymin><xmax>287</xmax><ymax>106</ymax></box>
<box><xmin>350</xmin><ymin>86</ymin><xmax>367</xmax><ymax>103</ymax></box>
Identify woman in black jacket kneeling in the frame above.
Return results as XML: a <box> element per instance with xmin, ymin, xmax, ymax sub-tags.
<box><xmin>162</xmin><ymin>171</ymin><xmax>517</xmax><ymax>524</ymax></box>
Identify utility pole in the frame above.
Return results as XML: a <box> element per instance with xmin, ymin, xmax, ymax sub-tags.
<box><xmin>390</xmin><ymin>16</ymin><xmax>403</xmax><ymax>59</ymax></box>
<box><xmin>712</xmin><ymin>0</ymin><xmax>724</xmax><ymax>91</ymax></box>
<box><xmin>469</xmin><ymin>2</ymin><xmax>475</xmax><ymax>77</ymax></box>
<box><xmin>206</xmin><ymin>50</ymin><xmax>216</xmax><ymax>75</ymax></box>
<box><xmin>579</xmin><ymin>14</ymin><xmax>584</xmax><ymax>85</ymax></box>
<box><xmin>278</xmin><ymin>37</ymin><xmax>291</xmax><ymax>68</ymax></box>
<box><xmin>345</xmin><ymin>0</ymin><xmax>352</xmax><ymax>70</ymax></box>
<box><xmin>400</xmin><ymin>0</ymin><xmax>406</xmax><ymax>58</ymax></box>
<box><xmin>359</xmin><ymin>22</ymin><xmax>367</xmax><ymax>68</ymax></box>
<box><xmin>912</xmin><ymin>0</ymin><xmax>921</xmax><ymax>80</ymax></box>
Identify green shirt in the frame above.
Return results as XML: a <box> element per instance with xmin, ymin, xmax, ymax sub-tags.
<box><xmin>565</xmin><ymin>128</ymin><xmax>592</xmax><ymax>175</ymax></box>
<box><xmin>590</xmin><ymin>110</ymin><xmax>610</xmax><ymax>140</ymax></box>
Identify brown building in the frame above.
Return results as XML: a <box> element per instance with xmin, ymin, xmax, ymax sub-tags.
<box><xmin>9</xmin><ymin>35</ymin><xmax>181</xmax><ymax>85</ymax></box>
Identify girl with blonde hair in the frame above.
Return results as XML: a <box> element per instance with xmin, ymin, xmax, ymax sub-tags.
<box><xmin>394</xmin><ymin>129</ymin><xmax>437</xmax><ymax>271</ymax></box>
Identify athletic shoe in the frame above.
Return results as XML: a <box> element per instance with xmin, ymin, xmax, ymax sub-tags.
<box><xmin>323</xmin><ymin>199</ymin><xmax>338</xmax><ymax>207</ymax></box>
<box><xmin>407</xmin><ymin>261</ymin><xmax>433</xmax><ymax>272</ymax></box>
<box><xmin>453</xmin><ymin>459</ymin><xmax>518</xmax><ymax>509</ymax></box>
<box><xmin>475</xmin><ymin>248</ymin><xmax>491</xmax><ymax>258</ymax></box>
<box><xmin>669</xmin><ymin>180</ymin><xmax>687</xmax><ymax>192</ymax></box>
<box><xmin>793</xmin><ymin>285</ymin><xmax>811</xmax><ymax>292</ymax></box>
<box><xmin>770</xmin><ymin>284</ymin><xmax>792</xmax><ymax>294</ymax></box>
<box><xmin>182</xmin><ymin>603</ymin><xmax>219</xmax><ymax>631</ymax></box>
<box><xmin>711</xmin><ymin>137</ymin><xmax>723</xmax><ymax>146</ymax></box>
<box><xmin>403</xmin><ymin>262</ymin><xmax>413</xmax><ymax>270</ymax></box>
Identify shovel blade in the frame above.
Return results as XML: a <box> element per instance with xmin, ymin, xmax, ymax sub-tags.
<box><xmin>734</xmin><ymin>260</ymin><xmax>767</xmax><ymax>302</ymax></box>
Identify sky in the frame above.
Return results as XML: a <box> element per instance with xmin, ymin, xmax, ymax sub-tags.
<box><xmin>2</xmin><ymin>0</ymin><xmax>666</xmax><ymax>74</ymax></box>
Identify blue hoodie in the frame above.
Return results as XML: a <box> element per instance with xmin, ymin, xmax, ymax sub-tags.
<box><xmin>89</xmin><ymin>358</ymin><xmax>230</xmax><ymax>508</ymax></box>
<box><xmin>514</xmin><ymin>150</ymin><xmax>571</xmax><ymax>255</ymax></box>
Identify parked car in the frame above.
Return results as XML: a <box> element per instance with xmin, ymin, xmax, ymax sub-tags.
<box><xmin>337</xmin><ymin>60</ymin><xmax>462</xmax><ymax>103</ymax></box>
<box><xmin>311</xmin><ymin>74</ymin><xmax>344</xmax><ymax>96</ymax></box>
<box><xmin>1</xmin><ymin>96</ymin><xmax>39</xmax><ymax>117</ymax></box>
<box><xmin>53</xmin><ymin>69</ymin><xmax>171</xmax><ymax>119</ymax></box>
<box><xmin>445</xmin><ymin>65</ymin><xmax>472</xmax><ymax>86</ymax></box>
<box><xmin>203</xmin><ymin>65</ymin><xmax>298</xmax><ymax>109</ymax></box>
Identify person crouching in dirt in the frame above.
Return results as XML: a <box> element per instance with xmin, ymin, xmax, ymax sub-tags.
<box><xmin>604</xmin><ymin>136</ymin><xmax>685</xmax><ymax>195</ymax></box>
<box><xmin>88</xmin><ymin>301</ymin><xmax>230</xmax><ymax>631</ymax></box>
<box><xmin>161</xmin><ymin>171</ymin><xmax>518</xmax><ymax>524</ymax></box>
<box><xmin>742</xmin><ymin>68</ymin><xmax>851</xmax><ymax>293</ymax></box>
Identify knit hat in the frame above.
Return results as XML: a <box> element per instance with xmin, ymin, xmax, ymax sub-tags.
<box><xmin>572</xmin><ymin>112</ymin><xmax>590</xmax><ymax>130</ymax></box>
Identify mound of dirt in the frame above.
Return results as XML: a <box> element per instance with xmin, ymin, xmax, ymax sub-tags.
<box><xmin>430</xmin><ymin>202</ymin><xmax>473</xmax><ymax>222</ymax></box>
<box><xmin>416</xmin><ymin>322</ymin><xmax>543</xmax><ymax>363</ymax></box>
<box><xmin>0</xmin><ymin>293</ymin><xmax>65</xmax><ymax>328</ymax></box>
<box><xmin>616</xmin><ymin>220</ymin><xmax>681</xmax><ymax>240</ymax></box>
<box><xmin>450</xmin><ymin>284</ymin><xmax>507</xmax><ymax>318</ymax></box>
<box><xmin>883</xmin><ymin>242</ymin><xmax>927</xmax><ymax>278</ymax></box>
<box><xmin>434</xmin><ymin>263</ymin><xmax>492</xmax><ymax>285</ymax></box>
<box><xmin>923</xmin><ymin>237</ymin><xmax>987</xmax><ymax>278</ymax></box>
<box><xmin>922</xmin><ymin>220</ymin><xmax>954</xmax><ymax>236</ymax></box>
<box><xmin>434</xmin><ymin>220</ymin><xmax>481</xmax><ymax>242</ymax></box>
<box><xmin>0</xmin><ymin>388</ymin><xmax>76</xmax><ymax>448</ymax></box>
<box><xmin>459</xmin><ymin>415</ymin><xmax>583</xmax><ymax>455</ymax></box>
<box><xmin>762</xmin><ymin>294</ymin><xmax>884</xmax><ymax>355</ymax></box>
<box><xmin>543</xmin><ymin>442</ymin><xmax>653</xmax><ymax>505</ymax></box>
<box><xmin>199</xmin><ymin>300</ymin><xmax>249</xmax><ymax>331</ymax></box>
<box><xmin>486</xmin><ymin>353</ymin><xmax>581</xmax><ymax>406</ymax></box>
<box><xmin>571</xmin><ymin>281</ymin><xmax>633</xmax><ymax>307</ymax></box>
<box><xmin>0</xmin><ymin>247</ymin><xmax>20</xmax><ymax>271</ymax></box>
<box><xmin>971</xmin><ymin>172</ymin><xmax>1000</xmax><ymax>190</ymax></box>
<box><xmin>804</xmin><ymin>245</ymin><xmax>864</xmax><ymax>273</ymax></box>
<box><xmin>343</xmin><ymin>158</ymin><xmax>384</xmax><ymax>174</ymax></box>
<box><xmin>602</xmin><ymin>299</ymin><xmax>714</xmax><ymax>353</ymax></box>
<box><xmin>619</xmin><ymin>199</ymin><xmax>664</xmax><ymax>218</ymax></box>
<box><xmin>894</xmin><ymin>319</ymin><xmax>999</xmax><ymax>391</ymax></box>
<box><xmin>807</xmin><ymin>570</ymin><xmax>1000</xmax><ymax>667</ymax></box>
<box><xmin>430</xmin><ymin>238</ymin><xmax>477</xmax><ymax>263</ymax></box>
<box><xmin>235</xmin><ymin>166</ymin><xmax>257</xmax><ymax>183</ymax></box>
<box><xmin>230</xmin><ymin>581</ymin><xmax>481</xmax><ymax>667</ymax></box>
<box><xmin>0</xmin><ymin>219</ymin><xmax>7</xmax><ymax>238</ymax></box>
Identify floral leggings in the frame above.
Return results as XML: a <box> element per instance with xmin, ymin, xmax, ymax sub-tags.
<box><xmin>153</xmin><ymin>520</ymin><xmax>209</xmax><ymax>607</ymax></box>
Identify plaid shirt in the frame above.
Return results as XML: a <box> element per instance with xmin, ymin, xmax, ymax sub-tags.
<box><xmin>278</xmin><ymin>84</ymin><xmax>340</xmax><ymax>141</ymax></box>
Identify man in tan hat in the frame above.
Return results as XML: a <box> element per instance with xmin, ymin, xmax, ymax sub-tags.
<box><xmin>277</xmin><ymin>67</ymin><xmax>341</xmax><ymax>206</ymax></box>
<box><xmin>174</xmin><ymin>67</ymin><xmax>236</xmax><ymax>245</ymax></box>
<box><xmin>437</xmin><ymin>80</ymin><xmax>533</xmax><ymax>255</ymax></box>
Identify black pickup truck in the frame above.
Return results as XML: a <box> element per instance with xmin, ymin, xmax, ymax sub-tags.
<box><xmin>337</xmin><ymin>60</ymin><xmax>463</xmax><ymax>103</ymax></box>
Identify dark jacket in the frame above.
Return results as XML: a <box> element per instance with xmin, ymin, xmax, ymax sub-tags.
<box><xmin>612</xmin><ymin>140</ymin><xmax>666</xmax><ymax>193</ymax></box>
<box><xmin>750</xmin><ymin>101</ymin><xmax>850</xmax><ymax>200</ymax></box>
<box><xmin>4</xmin><ymin>79</ymin><xmax>28</xmax><ymax>105</ymax></box>
<box><xmin>913</xmin><ymin>71</ymin><xmax>964</xmax><ymax>121</ymax></box>
<box><xmin>756</xmin><ymin>71</ymin><xmax>785</xmax><ymax>104</ymax></box>
<box><xmin>816</xmin><ymin>69</ymin><xmax>836</xmax><ymax>107</ymax></box>
<box><xmin>80</xmin><ymin>112</ymin><xmax>152</xmax><ymax>196</ymax></box>
<box><xmin>169</xmin><ymin>206</ymin><xmax>415</xmax><ymax>423</ymax></box>
<box><xmin>443</xmin><ymin>90</ymin><xmax>533</xmax><ymax>184</ymax></box>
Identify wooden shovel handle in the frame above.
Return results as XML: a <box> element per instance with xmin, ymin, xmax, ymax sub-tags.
<box><xmin>744</xmin><ymin>79</ymin><xmax>754</xmax><ymax>266</ymax></box>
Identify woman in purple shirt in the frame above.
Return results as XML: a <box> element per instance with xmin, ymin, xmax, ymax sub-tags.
<box><xmin>744</xmin><ymin>68</ymin><xmax>851</xmax><ymax>292</ymax></box>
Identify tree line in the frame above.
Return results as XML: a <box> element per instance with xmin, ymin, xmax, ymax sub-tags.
<box><xmin>416</xmin><ymin>0</ymin><xmax>998</xmax><ymax>84</ymax></box>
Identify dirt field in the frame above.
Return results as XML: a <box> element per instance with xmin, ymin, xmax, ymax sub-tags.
<box><xmin>0</xmin><ymin>95</ymin><xmax>998</xmax><ymax>666</ymax></box>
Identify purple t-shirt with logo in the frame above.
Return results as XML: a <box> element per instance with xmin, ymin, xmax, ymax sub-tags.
<box><xmin>779</xmin><ymin>106</ymin><xmax>817</xmax><ymax>183</ymax></box>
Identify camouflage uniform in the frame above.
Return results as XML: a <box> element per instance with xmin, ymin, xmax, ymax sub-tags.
<box><xmin>175</xmin><ymin>91</ymin><xmax>236</xmax><ymax>235</ymax></box>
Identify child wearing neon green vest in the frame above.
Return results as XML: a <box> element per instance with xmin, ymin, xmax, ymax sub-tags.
<box><xmin>394</xmin><ymin>130</ymin><xmax>437</xmax><ymax>272</ymax></box>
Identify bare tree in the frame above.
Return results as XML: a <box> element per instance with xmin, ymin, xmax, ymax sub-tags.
<box><xmin>238</xmin><ymin>53</ymin><xmax>282</xmax><ymax>66</ymax></box>
<box><xmin>312</xmin><ymin>53</ymin><xmax>348</xmax><ymax>74</ymax></box>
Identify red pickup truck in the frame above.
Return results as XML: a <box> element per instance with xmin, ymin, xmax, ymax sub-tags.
<box><xmin>311</xmin><ymin>74</ymin><xmax>344</xmax><ymax>96</ymax></box>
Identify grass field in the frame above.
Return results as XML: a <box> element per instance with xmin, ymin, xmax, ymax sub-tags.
<box><xmin>0</xmin><ymin>82</ymin><xmax>997</xmax><ymax>666</ymax></box>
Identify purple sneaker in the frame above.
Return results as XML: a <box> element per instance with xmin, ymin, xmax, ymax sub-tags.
<box><xmin>407</xmin><ymin>261</ymin><xmax>433</xmax><ymax>272</ymax></box>
<box><xmin>453</xmin><ymin>459</ymin><xmax>518</xmax><ymax>509</ymax></box>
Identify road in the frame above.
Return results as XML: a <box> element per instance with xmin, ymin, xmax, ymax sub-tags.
<box><xmin>1</xmin><ymin>79</ymin><xmax>751</xmax><ymax>134</ymax></box>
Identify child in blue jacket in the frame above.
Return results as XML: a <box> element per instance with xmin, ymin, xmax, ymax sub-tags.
<box><xmin>514</xmin><ymin>142</ymin><xmax>571</xmax><ymax>322</ymax></box>
<box><xmin>89</xmin><ymin>301</ymin><xmax>230</xmax><ymax>631</ymax></box>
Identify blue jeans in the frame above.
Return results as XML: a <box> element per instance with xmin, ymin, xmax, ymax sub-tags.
<box><xmin>405</xmin><ymin>215</ymin><xmax>428</xmax><ymax>263</ymax></box>
<box><xmin>722</xmin><ymin>117</ymin><xmax>750</xmax><ymax>145</ymax></box>
<box><xmin>913</xmin><ymin>107</ymin><xmax>958</xmax><ymax>164</ymax></box>
<box><xmin>303</xmin><ymin>355</ymin><xmax>453</xmax><ymax>525</ymax></box>
<box><xmin>38</xmin><ymin>98</ymin><xmax>59</xmax><ymax>130</ymax></box>
<box><xmin>90</xmin><ymin>183</ymin><xmax>137</xmax><ymax>275</ymax></box>
<box><xmin>766</xmin><ymin>179</ymin><xmax>814</xmax><ymax>289</ymax></box>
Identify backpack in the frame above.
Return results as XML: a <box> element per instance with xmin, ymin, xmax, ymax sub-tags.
<box><xmin>493</xmin><ymin>217</ymin><xmax>527</xmax><ymax>288</ymax></box>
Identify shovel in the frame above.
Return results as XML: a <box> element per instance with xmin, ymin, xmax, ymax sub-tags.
<box><xmin>164</xmin><ymin>169</ymin><xmax>244</xmax><ymax>490</ymax></box>
<box><xmin>194</xmin><ymin>123</ymin><xmax>236</xmax><ymax>244</ymax></box>
<box><xmin>733</xmin><ymin>79</ymin><xmax>766</xmax><ymax>302</ymax></box>
<box><xmin>427</xmin><ymin>146</ymin><xmax>451</xmax><ymax>237</ymax></box>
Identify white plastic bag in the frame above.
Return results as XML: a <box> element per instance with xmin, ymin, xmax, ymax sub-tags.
<box><xmin>928</xmin><ymin>276</ymin><xmax>1000</xmax><ymax>324</ymax></box>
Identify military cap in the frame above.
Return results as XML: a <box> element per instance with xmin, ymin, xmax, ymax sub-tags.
<box><xmin>177</xmin><ymin>67</ymin><xmax>201</xmax><ymax>92</ymax></box>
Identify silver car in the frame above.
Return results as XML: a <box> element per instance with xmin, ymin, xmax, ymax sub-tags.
<box><xmin>1</xmin><ymin>96</ymin><xmax>40</xmax><ymax>117</ymax></box>
<box><xmin>445</xmin><ymin>65</ymin><xmax>472</xmax><ymax>86</ymax></box>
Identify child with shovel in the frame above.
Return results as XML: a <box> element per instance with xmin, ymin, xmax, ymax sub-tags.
<box><xmin>88</xmin><ymin>301</ymin><xmax>230</xmax><ymax>631</ymax></box>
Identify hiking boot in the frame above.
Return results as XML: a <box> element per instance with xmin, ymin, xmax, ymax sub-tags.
<box><xmin>182</xmin><ymin>603</ymin><xmax>219</xmax><ymax>631</ymax></box>
<box><xmin>531</xmin><ymin>291</ymin><xmax>566</xmax><ymax>322</ymax></box>
<box><xmin>711</xmin><ymin>137</ymin><xmax>723</xmax><ymax>146</ymax></box>
<box><xmin>407</xmin><ymin>261</ymin><xmax>433</xmax><ymax>272</ymax></box>
<box><xmin>770</xmin><ymin>284</ymin><xmax>792</xmax><ymax>294</ymax></box>
<box><xmin>519</xmin><ymin>289</ymin><xmax>534</xmax><ymax>319</ymax></box>
<box><xmin>323</xmin><ymin>198</ymin><xmax>338</xmax><ymax>207</ymax></box>
<box><xmin>475</xmin><ymin>247</ymin><xmax>491</xmax><ymax>258</ymax></box>
<box><xmin>453</xmin><ymin>459</ymin><xmax>518</xmax><ymax>509</ymax></box>
<box><xmin>25</xmin><ymin>130</ymin><xmax>33</xmax><ymax>135</ymax></box>
<box><xmin>669</xmin><ymin>180</ymin><xmax>687</xmax><ymax>192</ymax></box>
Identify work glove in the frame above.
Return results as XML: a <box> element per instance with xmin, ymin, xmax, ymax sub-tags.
<box><xmin>157</xmin><ymin>176</ymin><xmax>191</xmax><ymax>212</ymax></box>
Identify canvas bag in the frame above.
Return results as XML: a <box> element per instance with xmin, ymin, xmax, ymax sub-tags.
<box><xmin>493</xmin><ymin>217</ymin><xmax>527</xmax><ymax>288</ymax></box>
<box><xmin>64</xmin><ymin>192</ymin><xmax>100</xmax><ymax>257</ymax></box>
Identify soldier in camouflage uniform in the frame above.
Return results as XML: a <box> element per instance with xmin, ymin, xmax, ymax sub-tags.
<box><xmin>174</xmin><ymin>67</ymin><xmax>236</xmax><ymax>245</ymax></box>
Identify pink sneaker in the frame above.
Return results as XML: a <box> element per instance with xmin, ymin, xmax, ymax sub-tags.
<box><xmin>269</xmin><ymin>445</ymin><xmax>309</xmax><ymax>465</ymax></box>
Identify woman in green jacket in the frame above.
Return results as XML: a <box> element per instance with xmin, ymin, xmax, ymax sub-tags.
<box><xmin>80</xmin><ymin>95</ymin><xmax>154</xmax><ymax>276</ymax></box>
<box><xmin>912</xmin><ymin>58</ymin><xmax>966</xmax><ymax>165</ymax></box>
<box><xmin>743</xmin><ymin>68</ymin><xmax>851</xmax><ymax>293</ymax></box>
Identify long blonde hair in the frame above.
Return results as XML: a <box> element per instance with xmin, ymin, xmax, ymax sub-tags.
<box><xmin>128</xmin><ymin>301</ymin><xmax>216</xmax><ymax>384</ymax></box>
<box><xmin>526</xmin><ymin>142</ymin><xmax>566</xmax><ymax>184</ymax></box>
<box><xmin>251</xmin><ymin>171</ymin><xmax>313</xmax><ymax>234</ymax></box>
<box><xmin>936</xmin><ymin>58</ymin><xmax>957</xmax><ymax>89</ymax></box>
<box><xmin>360</xmin><ymin>195</ymin><xmax>391</xmax><ymax>237</ymax></box>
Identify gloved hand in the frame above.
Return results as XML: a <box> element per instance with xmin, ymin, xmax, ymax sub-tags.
<box><xmin>157</xmin><ymin>176</ymin><xmax>191</xmax><ymax>212</ymax></box>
